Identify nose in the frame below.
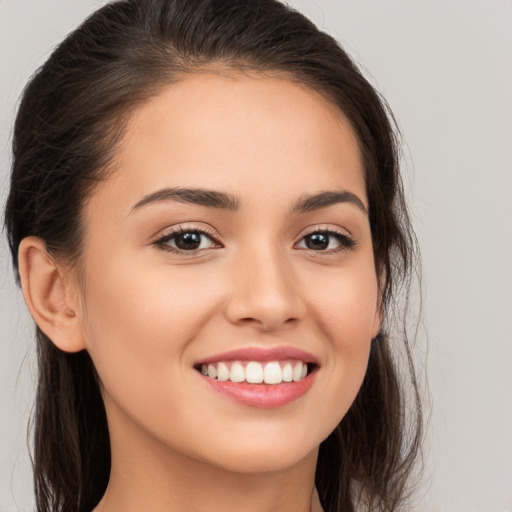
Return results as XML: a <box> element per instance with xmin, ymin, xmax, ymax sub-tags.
<box><xmin>224</xmin><ymin>247</ymin><xmax>306</xmax><ymax>332</ymax></box>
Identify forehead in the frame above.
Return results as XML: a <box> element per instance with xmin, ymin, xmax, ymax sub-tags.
<box><xmin>91</xmin><ymin>73</ymin><xmax>366</xmax><ymax>214</ymax></box>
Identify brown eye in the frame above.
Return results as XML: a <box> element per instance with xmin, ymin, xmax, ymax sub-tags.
<box><xmin>304</xmin><ymin>233</ymin><xmax>329</xmax><ymax>250</ymax></box>
<box><xmin>154</xmin><ymin>228</ymin><xmax>219</xmax><ymax>253</ymax></box>
<box><xmin>174</xmin><ymin>232</ymin><xmax>202</xmax><ymax>250</ymax></box>
<box><xmin>296</xmin><ymin>230</ymin><xmax>356</xmax><ymax>252</ymax></box>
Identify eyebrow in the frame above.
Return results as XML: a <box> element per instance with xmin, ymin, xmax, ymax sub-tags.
<box><xmin>131</xmin><ymin>187</ymin><xmax>239</xmax><ymax>212</ymax></box>
<box><xmin>131</xmin><ymin>187</ymin><xmax>367</xmax><ymax>215</ymax></box>
<box><xmin>290</xmin><ymin>190</ymin><xmax>367</xmax><ymax>215</ymax></box>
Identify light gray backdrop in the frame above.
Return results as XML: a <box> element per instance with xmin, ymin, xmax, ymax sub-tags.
<box><xmin>1</xmin><ymin>1</ymin><xmax>511</xmax><ymax>511</ymax></box>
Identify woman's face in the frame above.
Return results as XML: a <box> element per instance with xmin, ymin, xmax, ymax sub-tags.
<box><xmin>77</xmin><ymin>73</ymin><xmax>380</xmax><ymax>473</ymax></box>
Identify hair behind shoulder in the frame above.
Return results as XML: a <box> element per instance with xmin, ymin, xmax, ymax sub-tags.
<box><xmin>4</xmin><ymin>1</ymin><xmax>424</xmax><ymax>511</ymax></box>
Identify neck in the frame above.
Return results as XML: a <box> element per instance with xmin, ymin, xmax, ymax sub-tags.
<box><xmin>93</xmin><ymin>414</ymin><xmax>324</xmax><ymax>512</ymax></box>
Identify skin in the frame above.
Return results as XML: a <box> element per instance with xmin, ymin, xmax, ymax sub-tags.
<box><xmin>19</xmin><ymin>73</ymin><xmax>381</xmax><ymax>512</ymax></box>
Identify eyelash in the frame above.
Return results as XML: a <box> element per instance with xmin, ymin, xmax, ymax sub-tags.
<box><xmin>152</xmin><ymin>225</ymin><xmax>222</xmax><ymax>254</ymax></box>
<box><xmin>296</xmin><ymin>228</ymin><xmax>356</xmax><ymax>254</ymax></box>
<box><xmin>152</xmin><ymin>226</ymin><xmax>356</xmax><ymax>255</ymax></box>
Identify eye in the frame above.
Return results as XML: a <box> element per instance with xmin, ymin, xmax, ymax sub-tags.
<box><xmin>296</xmin><ymin>229</ymin><xmax>356</xmax><ymax>252</ymax></box>
<box><xmin>153</xmin><ymin>227</ymin><xmax>220</xmax><ymax>254</ymax></box>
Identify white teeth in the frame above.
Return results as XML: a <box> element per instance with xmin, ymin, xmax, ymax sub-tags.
<box><xmin>263</xmin><ymin>361</ymin><xmax>282</xmax><ymax>384</ymax></box>
<box><xmin>245</xmin><ymin>362</ymin><xmax>264</xmax><ymax>383</ymax></box>
<box><xmin>292</xmin><ymin>362</ymin><xmax>303</xmax><ymax>382</ymax></box>
<box><xmin>207</xmin><ymin>364</ymin><xmax>217</xmax><ymax>379</ymax></box>
<box><xmin>229</xmin><ymin>362</ymin><xmax>245</xmax><ymax>383</ymax></box>
<box><xmin>217</xmin><ymin>362</ymin><xmax>229</xmax><ymax>382</ymax></box>
<box><xmin>200</xmin><ymin>359</ymin><xmax>312</xmax><ymax>384</ymax></box>
<box><xmin>282</xmin><ymin>363</ymin><xmax>293</xmax><ymax>382</ymax></box>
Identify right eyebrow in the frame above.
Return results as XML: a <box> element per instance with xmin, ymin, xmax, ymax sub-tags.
<box><xmin>290</xmin><ymin>190</ymin><xmax>368</xmax><ymax>215</ymax></box>
<box><xmin>131</xmin><ymin>187</ymin><xmax>240</xmax><ymax>212</ymax></box>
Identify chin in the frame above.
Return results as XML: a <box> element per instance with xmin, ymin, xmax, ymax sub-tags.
<box><xmin>188</xmin><ymin>428</ymin><xmax>324</xmax><ymax>475</ymax></box>
<box><xmin>207</xmin><ymin>446</ymin><xmax>318</xmax><ymax>475</ymax></box>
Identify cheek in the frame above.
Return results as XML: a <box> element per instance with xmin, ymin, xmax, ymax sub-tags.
<box><xmin>304</xmin><ymin>261</ymin><xmax>378</xmax><ymax>425</ymax></box>
<box><xmin>308</xmin><ymin>259</ymin><xmax>379</xmax><ymax>347</ymax></box>
<box><xmin>79</xmin><ymin>253</ymin><xmax>222</xmax><ymax>403</ymax></box>
<box><xmin>78</xmin><ymin>254</ymin><xmax>235</xmax><ymax>460</ymax></box>
<box><xmin>84</xmin><ymin>249</ymin><xmax>218</xmax><ymax>338</ymax></box>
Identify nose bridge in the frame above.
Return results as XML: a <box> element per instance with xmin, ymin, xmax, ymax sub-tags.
<box><xmin>225</xmin><ymin>241</ymin><xmax>305</xmax><ymax>330</ymax></box>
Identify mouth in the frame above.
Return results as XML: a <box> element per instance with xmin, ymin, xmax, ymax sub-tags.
<box><xmin>194</xmin><ymin>360</ymin><xmax>317</xmax><ymax>385</ymax></box>
<box><xmin>193</xmin><ymin>347</ymin><xmax>319</xmax><ymax>408</ymax></box>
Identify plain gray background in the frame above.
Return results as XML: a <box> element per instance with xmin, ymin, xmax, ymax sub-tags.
<box><xmin>1</xmin><ymin>1</ymin><xmax>511</xmax><ymax>511</ymax></box>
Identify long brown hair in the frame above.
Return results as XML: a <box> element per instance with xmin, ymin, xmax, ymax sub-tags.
<box><xmin>4</xmin><ymin>1</ymin><xmax>423</xmax><ymax>510</ymax></box>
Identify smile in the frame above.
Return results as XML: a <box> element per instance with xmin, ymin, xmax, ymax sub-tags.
<box><xmin>198</xmin><ymin>360</ymin><xmax>311</xmax><ymax>385</ymax></box>
<box><xmin>194</xmin><ymin>347</ymin><xmax>319</xmax><ymax>407</ymax></box>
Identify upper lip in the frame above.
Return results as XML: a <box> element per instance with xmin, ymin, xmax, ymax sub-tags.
<box><xmin>195</xmin><ymin>346</ymin><xmax>319</xmax><ymax>366</ymax></box>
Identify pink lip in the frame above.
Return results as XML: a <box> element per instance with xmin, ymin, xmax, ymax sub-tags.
<box><xmin>195</xmin><ymin>346</ymin><xmax>319</xmax><ymax>365</ymax></box>
<box><xmin>200</xmin><ymin>371</ymin><xmax>316</xmax><ymax>408</ymax></box>
<box><xmin>195</xmin><ymin>346</ymin><xmax>319</xmax><ymax>408</ymax></box>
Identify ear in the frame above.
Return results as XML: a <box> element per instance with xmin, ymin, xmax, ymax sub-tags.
<box><xmin>18</xmin><ymin>236</ymin><xmax>86</xmax><ymax>353</ymax></box>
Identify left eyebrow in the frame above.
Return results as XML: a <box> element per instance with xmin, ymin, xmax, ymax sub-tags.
<box><xmin>131</xmin><ymin>187</ymin><xmax>240</xmax><ymax>212</ymax></box>
<box><xmin>290</xmin><ymin>190</ymin><xmax>368</xmax><ymax>215</ymax></box>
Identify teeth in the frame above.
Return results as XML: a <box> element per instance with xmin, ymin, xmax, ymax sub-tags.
<box><xmin>292</xmin><ymin>362</ymin><xmax>304</xmax><ymax>382</ymax></box>
<box><xmin>217</xmin><ymin>362</ymin><xmax>230</xmax><ymax>382</ymax></box>
<box><xmin>207</xmin><ymin>364</ymin><xmax>217</xmax><ymax>379</ymax></box>
<box><xmin>230</xmin><ymin>362</ymin><xmax>245</xmax><ymax>383</ymax></box>
<box><xmin>245</xmin><ymin>361</ymin><xmax>264</xmax><ymax>383</ymax></box>
<box><xmin>263</xmin><ymin>361</ymin><xmax>282</xmax><ymax>384</ymax></box>
<box><xmin>282</xmin><ymin>363</ymin><xmax>293</xmax><ymax>382</ymax></box>
<box><xmin>199</xmin><ymin>360</ymin><xmax>311</xmax><ymax>384</ymax></box>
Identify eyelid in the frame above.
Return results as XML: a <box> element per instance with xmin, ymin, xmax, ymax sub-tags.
<box><xmin>295</xmin><ymin>223</ymin><xmax>353</xmax><ymax>242</ymax></box>
<box><xmin>294</xmin><ymin>225</ymin><xmax>357</xmax><ymax>253</ymax></box>
<box><xmin>152</xmin><ymin>223</ymin><xmax>223</xmax><ymax>254</ymax></box>
<box><xmin>298</xmin><ymin>223</ymin><xmax>352</xmax><ymax>238</ymax></box>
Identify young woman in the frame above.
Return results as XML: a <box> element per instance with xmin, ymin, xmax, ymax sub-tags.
<box><xmin>4</xmin><ymin>0</ymin><xmax>423</xmax><ymax>511</ymax></box>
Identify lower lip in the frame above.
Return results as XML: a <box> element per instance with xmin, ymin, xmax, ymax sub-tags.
<box><xmin>199</xmin><ymin>371</ymin><xmax>316</xmax><ymax>408</ymax></box>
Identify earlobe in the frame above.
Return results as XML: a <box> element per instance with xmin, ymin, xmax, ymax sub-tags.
<box><xmin>18</xmin><ymin>236</ymin><xmax>85</xmax><ymax>353</ymax></box>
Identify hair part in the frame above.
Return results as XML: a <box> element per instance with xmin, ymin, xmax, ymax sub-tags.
<box><xmin>4</xmin><ymin>1</ymin><xmax>423</xmax><ymax>511</ymax></box>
